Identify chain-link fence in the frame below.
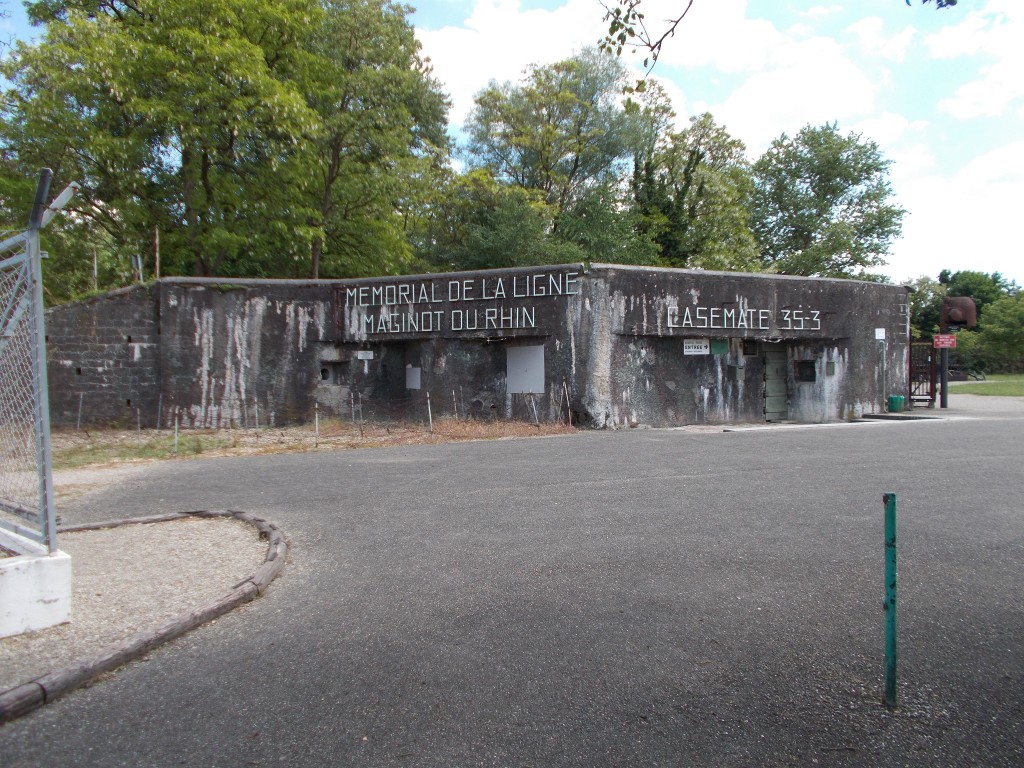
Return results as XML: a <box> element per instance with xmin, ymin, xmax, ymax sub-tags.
<box><xmin>0</xmin><ymin>171</ymin><xmax>75</xmax><ymax>554</ymax></box>
<box><xmin>0</xmin><ymin>230</ymin><xmax>53</xmax><ymax>550</ymax></box>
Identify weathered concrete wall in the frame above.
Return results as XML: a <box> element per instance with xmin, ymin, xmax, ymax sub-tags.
<box><xmin>46</xmin><ymin>279</ymin><xmax>337</xmax><ymax>429</ymax></box>
<box><xmin>336</xmin><ymin>264</ymin><xmax>910</xmax><ymax>428</ymax></box>
<box><xmin>335</xmin><ymin>265</ymin><xmax>587</xmax><ymax>423</ymax></box>
<box><xmin>45</xmin><ymin>285</ymin><xmax>161</xmax><ymax>427</ymax></box>
<box><xmin>580</xmin><ymin>264</ymin><xmax>911</xmax><ymax>427</ymax></box>
<box><xmin>45</xmin><ymin>265</ymin><xmax>910</xmax><ymax>429</ymax></box>
<box><xmin>158</xmin><ymin>280</ymin><xmax>334</xmax><ymax>428</ymax></box>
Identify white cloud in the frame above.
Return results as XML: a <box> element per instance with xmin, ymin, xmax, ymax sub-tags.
<box><xmin>846</xmin><ymin>18</ymin><xmax>915</xmax><ymax>63</ymax></box>
<box><xmin>417</xmin><ymin>0</ymin><xmax>607</xmax><ymax>128</ymax></box>
<box><xmin>418</xmin><ymin>1</ymin><xmax>882</xmax><ymax>154</ymax></box>
<box><xmin>852</xmin><ymin>112</ymin><xmax>913</xmax><ymax>147</ymax></box>
<box><xmin>644</xmin><ymin>0</ymin><xmax>782</xmax><ymax>72</ymax></box>
<box><xmin>709</xmin><ymin>36</ymin><xmax>877</xmax><ymax>154</ymax></box>
<box><xmin>887</xmin><ymin>140</ymin><xmax>1024</xmax><ymax>282</ymax></box>
<box><xmin>939</xmin><ymin>73</ymin><xmax>1023</xmax><ymax>119</ymax></box>
<box><xmin>925</xmin><ymin>10</ymin><xmax>991</xmax><ymax>58</ymax></box>
<box><xmin>801</xmin><ymin>5</ymin><xmax>843</xmax><ymax>21</ymax></box>
<box><xmin>887</xmin><ymin>143</ymin><xmax>936</xmax><ymax>186</ymax></box>
<box><xmin>851</xmin><ymin>113</ymin><xmax>934</xmax><ymax>183</ymax></box>
<box><xmin>410</xmin><ymin>1</ymin><xmax>1023</xmax><ymax>286</ymax></box>
<box><xmin>926</xmin><ymin>0</ymin><xmax>1024</xmax><ymax>119</ymax></box>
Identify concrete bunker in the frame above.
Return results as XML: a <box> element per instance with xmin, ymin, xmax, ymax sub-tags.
<box><xmin>45</xmin><ymin>264</ymin><xmax>910</xmax><ymax>429</ymax></box>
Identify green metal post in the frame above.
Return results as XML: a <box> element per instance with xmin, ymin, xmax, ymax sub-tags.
<box><xmin>883</xmin><ymin>493</ymin><xmax>898</xmax><ymax>708</ymax></box>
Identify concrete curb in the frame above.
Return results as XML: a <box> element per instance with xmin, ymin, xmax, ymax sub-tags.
<box><xmin>0</xmin><ymin>510</ymin><xmax>288</xmax><ymax>723</ymax></box>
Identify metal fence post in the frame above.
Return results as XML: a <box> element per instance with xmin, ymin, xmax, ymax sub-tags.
<box><xmin>0</xmin><ymin>170</ymin><xmax>80</xmax><ymax>552</ymax></box>
<box><xmin>883</xmin><ymin>492</ymin><xmax>898</xmax><ymax>708</ymax></box>
<box><xmin>27</xmin><ymin>169</ymin><xmax>59</xmax><ymax>553</ymax></box>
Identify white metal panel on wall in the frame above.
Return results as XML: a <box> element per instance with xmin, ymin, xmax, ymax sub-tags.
<box><xmin>506</xmin><ymin>345</ymin><xmax>545</xmax><ymax>394</ymax></box>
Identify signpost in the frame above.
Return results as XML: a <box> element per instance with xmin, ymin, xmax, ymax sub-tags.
<box><xmin>935</xmin><ymin>334</ymin><xmax>956</xmax><ymax>408</ymax></box>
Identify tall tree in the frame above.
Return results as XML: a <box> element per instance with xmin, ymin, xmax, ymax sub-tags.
<box><xmin>6</xmin><ymin>1</ymin><xmax>321</xmax><ymax>279</ymax></box>
<box><xmin>300</xmin><ymin>0</ymin><xmax>449</xmax><ymax>279</ymax></box>
<box><xmin>1</xmin><ymin>0</ymin><xmax>449</xmax><ymax>298</ymax></box>
<box><xmin>906</xmin><ymin>274</ymin><xmax>946</xmax><ymax>339</ymax></box>
<box><xmin>939</xmin><ymin>269</ymin><xmax>1017</xmax><ymax>316</ymax></box>
<box><xmin>411</xmin><ymin>168</ymin><xmax>581</xmax><ymax>272</ymax></box>
<box><xmin>556</xmin><ymin>180</ymin><xmax>658</xmax><ymax>266</ymax></box>
<box><xmin>459</xmin><ymin>49</ymin><xmax>658</xmax><ymax>268</ymax></box>
<box><xmin>632</xmin><ymin>113</ymin><xmax>758</xmax><ymax>271</ymax></box>
<box><xmin>977</xmin><ymin>293</ymin><xmax>1024</xmax><ymax>372</ymax></box>
<box><xmin>464</xmin><ymin>49</ymin><xmax>631</xmax><ymax>224</ymax></box>
<box><xmin>750</xmin><ymin>123</ymin><xmax>905</xmax><ymax>278</ymax></box>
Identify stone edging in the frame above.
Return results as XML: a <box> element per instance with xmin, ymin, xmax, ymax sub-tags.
<box><xmin>0</xmin><ymin>510</ymin><xmax>287</xmax><ymax>723</ymax></box>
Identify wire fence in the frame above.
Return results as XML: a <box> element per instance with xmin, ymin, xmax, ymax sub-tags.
<box><xmin>51</xmin><ymin>387</ymin><xmax>576</xmax><ymax>463</ymax></box>
<box><xmin>0</xmin><ymin>229</ymin><xmax>54</xmax><ymax>550</ymax></box>
<box><xmin>64</xmin><ymin>386</ymin><xmax>572</xmax><ymax>434</ymax></box>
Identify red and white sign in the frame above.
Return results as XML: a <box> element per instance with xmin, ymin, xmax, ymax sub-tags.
<box><xmin>933</xmin><ymin>334</ymin><xmax>957</xmax><ymax>349</ymax></box>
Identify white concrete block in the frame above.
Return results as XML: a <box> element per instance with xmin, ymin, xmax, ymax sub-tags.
<box><xmin>0</xmin><ymin>548</ymin><xmax>72</xmax><ymax>639</ymax></box>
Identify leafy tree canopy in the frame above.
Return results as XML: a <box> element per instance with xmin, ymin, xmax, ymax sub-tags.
<box><xmin>447</xmin><ymin>49</ymin><xmax>659</xmax><ymax>270</ymax></box>
<box><xmin>909</xmin><ymin>269</ymin><xmax>1021</xmax><ymax>372</ymax></box>
<box><xmin>1</xmin><ymin>0</ymin><xmax>449</xmax><ymax>300</ymax></box>
<box><xmin>464</xmin><ymin>49</ymin><xmax>632</xmax><ymax>219</ymax></box>
<box><xmin>907</xmin><ymin>274</ymin><xmax>946</xmax><ymax>339</ymax></box>
<box><xmin>750</xmin><ymin>123</ymin><xmax>905</xmax><ymax>279</ymax></box>
<box><xmin>632</xmin><ymin>112</ymin><xmax>758</xmax><ymax>271</ymax></box>
<box><xmin>411</xmin><ymin>168</ymin><xmax>581</xmax><ymax>273</ymax></box>
<box><xmin>977</xmin><ymin>293</ymin><xmax>1024</xmax><ymax>372</ymax></box>
<box><xmin>938</xmin><ymin>269</ymin><xmax>1018</xmax><ymax>315</ymax></box>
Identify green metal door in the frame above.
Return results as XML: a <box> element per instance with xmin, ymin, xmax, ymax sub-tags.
<box><xmin>763</xmin><ymin>346</ymin><xmax>788</xmax><ymax>421</ymax></box>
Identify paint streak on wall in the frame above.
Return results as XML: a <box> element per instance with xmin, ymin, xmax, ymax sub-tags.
<box><xmin>583</xmin><ymin>283</ymin><xmax>629</xmax><ymax>428</ymax></box>
<box><xmin>190</xmin><ymin>306</ymin><xmax>215</xmax><ymax>428</ymax></box>
<box><xmin>176</xmin><ymin>292</ymin><xmax>328</xmax><ymax>428</ymax></box>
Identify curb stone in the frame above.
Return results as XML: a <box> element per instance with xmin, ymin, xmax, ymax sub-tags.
<box><xmin>0</xmin><ymin>510</ymin><xmax>288</xmax><ymax>723</ymax></box>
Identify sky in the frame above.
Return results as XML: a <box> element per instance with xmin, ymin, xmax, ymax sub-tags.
<box><xmin>408</xmin><ymin>0</ymin><xmax>1023</xmax><ymax>285</ymax></box>
<box><xmin>3</xmin><ymin>1</ymin><xmax>1022</xmax><ymax>285</ymax></box>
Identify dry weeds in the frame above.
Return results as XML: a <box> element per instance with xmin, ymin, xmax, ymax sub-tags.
<box><xmin>51</xmin><ymin>417</ymin><xmax>578</xmax><ymax>468</ymax></box>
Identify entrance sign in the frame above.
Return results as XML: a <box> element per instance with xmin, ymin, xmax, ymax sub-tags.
<box><xmin>683</xmin><ymin>339</ymin><xmax>711</xmax><ymax>356</ymax></box>
<box><xmin>933</xmin><ymin>334</ymin><xmax>957</xmax><ymax>349</ymax></box>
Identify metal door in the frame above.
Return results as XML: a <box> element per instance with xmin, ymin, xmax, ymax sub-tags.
<box><xmin>909</xmin><ymin>342</ymin><xmax>936</xmax><ymax>406</ymax></box>
<box><xmin>763</xmin><ymin>346</ymin><xmax>789</xmax><ymax>421</ymax></box>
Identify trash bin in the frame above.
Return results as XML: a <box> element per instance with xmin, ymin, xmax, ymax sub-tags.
<box><xmin>888</xmin><ymin>395</ymin><xmax>902</xmax><ymax>413</ymax></box>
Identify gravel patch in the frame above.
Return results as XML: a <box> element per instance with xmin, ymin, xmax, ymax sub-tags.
<box><xmin>0</xmin><ymin>516</ymin><xmax>265</xmax><ymax>690</ymax></box>
<box><xmin>53</xmin><ymin>462</ymin><xmax>155</xmax><ymax>506</ymax></box>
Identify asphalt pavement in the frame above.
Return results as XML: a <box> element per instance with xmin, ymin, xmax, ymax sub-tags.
<box><xmin>1</xmin><ymin>395</ymin><xmax>1022</xmax><ymax>767</ymax></box>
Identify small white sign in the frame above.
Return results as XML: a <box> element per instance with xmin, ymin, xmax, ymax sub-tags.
<box><xmin>356</xmin><ymin>350</ymin><xmax>374</xmax><ymax>360</ymax></box>
<box><xmin>875</xmin><ymin>328</ymin><xmax>886</xmax><ymax>340</ymax></box>
<box><xmin>683</xmin><ymin>339</ymin><xmax>711</xmax><ymax>356</ymax></box>
<box><xmin>506</xmin><ymin>345</ymin><xmax>545</xmax><ymax>394</ymax></box>
<box><xmin>405</xmin><ymin>365</ymin><xmax>421</xmax><ymax>389</ymax></box>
